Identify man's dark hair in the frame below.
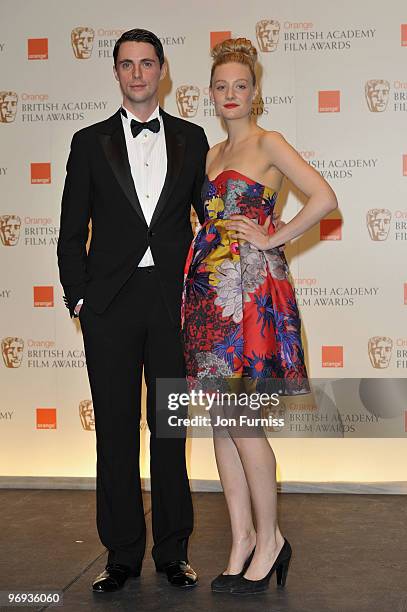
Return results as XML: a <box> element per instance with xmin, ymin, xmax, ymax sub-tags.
<box><xmin>113</xmin><ymin>29</ymin><xmax>164</xmax><ymax>67</ymax></box>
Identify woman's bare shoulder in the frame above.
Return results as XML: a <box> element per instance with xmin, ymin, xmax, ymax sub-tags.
<box><xmin>208</xmin><ymin>141</ymin><xmax>224</xmax><ymax>156</ymax></box>
<box><xmin>260</xmin><ymin>129</ymin><xmax>288</xmax><ymax>147</ymax></box>
<box><xmin>259</xmin><ymin>130</ymin><xmax>297</xmax><ymax>161</ymax></box>
<box><xmin>206</xmin><ymin>141</ymin><xmax>224</xmax><ymax>168</ymax></box>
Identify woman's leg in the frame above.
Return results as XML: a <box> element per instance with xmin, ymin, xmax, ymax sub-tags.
<box><xmin>213</xmin><ymin>433</ymin><xmax>256</xmax><ymax>574</ymax></box>
<box><xmin>231</xmin><ymin>435</ymin><xmax>285</xmax><ymax>580</ymax></box>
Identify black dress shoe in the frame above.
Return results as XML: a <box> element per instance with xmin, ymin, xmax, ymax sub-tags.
<box><xmin>158</xmin><ymin>560</ymin><xmax>198</xmax><ymax>588</ymax></box>
<box><xmin>211</xmin><ymin>547</ymin><xmax>255</xmax><ymax>592</ymax></box>
<box><xmin>92</xmin><ymin>563</ymin><xmax>140</xmax><ymax>592</ymax></box>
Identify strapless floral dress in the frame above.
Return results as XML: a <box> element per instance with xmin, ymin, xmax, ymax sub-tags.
<box><xmin>182</xmin><ymin>170</ymin><xmax>310</xmax><ymax>396</ymax></box>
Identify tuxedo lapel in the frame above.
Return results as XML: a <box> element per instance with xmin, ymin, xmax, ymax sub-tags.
<box><xmin>150</xmin><ymin>110</ymin><xmax>185</xmax><ymax>228</ymax></box>
<box><xmin>98</xmin><ymin>111</ymin><xmax>147</xmax><ymax>225</ymax></box>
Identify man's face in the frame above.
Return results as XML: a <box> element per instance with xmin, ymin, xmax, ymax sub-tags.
<box><xmin>0</xmin><ymin>216</ymin><xmax>21</xmax><ymax>246</ymax></box>
<box><xmin>2</xmin><ymin>339</ymin><xmax>24</xmax><ymax>368</ymax></box>
<box><xmin>114</xmin><ymin>41</ymin><xmax>166</xmax><ymax>109</ymax></box>
<box><xmin>367</xmin><ymin>81</ymin><xmax>390</xmax><ymax>112</ymax></box>
<box><xmin>367</xmin><ymin>210</ymin><xmax>391</xmax><ymax>241</ymax></box>
<box><xmin>73</xmin><ymin>29</ymin><xmax>94</xmax><ymax>59</ymax></box>
<box><xmin>0</xmin><ymin>93</ymin><xmax>18</xmax><ymax>123</ymax></box>
<box><xmin>256</xmin><ymin>20</ymin><xmax>280</xmax><ymax>52</ymax></box>
<box><xmin>176</xmin><ymin>86</ymin><xmax>199</xmax><ymax>117</ymax></box>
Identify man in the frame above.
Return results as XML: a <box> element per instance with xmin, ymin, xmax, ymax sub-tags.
<box><xmin>57</xmin><ymin>29</ymin><xmax>208</xmax><ymax>592</ymax></box>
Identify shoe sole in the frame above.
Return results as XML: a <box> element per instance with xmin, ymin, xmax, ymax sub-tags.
<box><xmin>231</xmin><ymin>588</ymin><xmax>268</xmax><ymax>595</ymax></box>
<box><xmin>211</xmin><ymin>587</ymin><xmax>234</xmax><ymax>593</ymax></box>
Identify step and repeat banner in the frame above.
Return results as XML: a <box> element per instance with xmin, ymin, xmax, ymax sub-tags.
<box><xmin>1</xmin><ymin>0</ymin><xmax>406</xmax><ymax>483</ymax></box>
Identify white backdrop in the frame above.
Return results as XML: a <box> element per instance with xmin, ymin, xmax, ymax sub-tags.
<box><xmin>1</xmin><ymin>0</ymin><xmax>406</xmax><ymax>485</ymax></box>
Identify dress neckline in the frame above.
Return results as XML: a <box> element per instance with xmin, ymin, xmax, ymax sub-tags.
<box><xmin>206</xmin><ymin>169</ymin><xmax>278</xmax><ymax>193</ymax></box>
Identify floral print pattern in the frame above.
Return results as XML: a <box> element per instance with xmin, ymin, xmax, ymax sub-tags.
<box><xmin>182</xmin><ymin>170</ymin><xmax>310</xmax><ymax>395</ymax></box>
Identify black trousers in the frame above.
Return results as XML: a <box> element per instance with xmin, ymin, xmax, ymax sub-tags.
<box><xmin>79</xmin><ymin>267</ymin><xmax>193</xmax><ymax>571</ymax></box>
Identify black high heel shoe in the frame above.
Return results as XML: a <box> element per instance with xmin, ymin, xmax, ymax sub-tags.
<box><xmin>230</xmin><ymin>537</ymin><xmax>292</xmax><ymax>595</ymax></box>
<box><xmin>211</xmin><ymin>546</ymin><xmax>256</xmax><ymax>592</ymax></box>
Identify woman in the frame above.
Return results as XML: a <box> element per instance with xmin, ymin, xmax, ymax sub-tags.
<box><xmin>182</xmin><ymin>38</ymin><xmax>338</xmax><ymax>595</ymax></box>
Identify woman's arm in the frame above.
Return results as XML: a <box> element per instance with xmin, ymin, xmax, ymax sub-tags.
<box><xmin>225</xmin><ymin>131</ymin><xmax>338</xmax><ymax>250</ymax></box>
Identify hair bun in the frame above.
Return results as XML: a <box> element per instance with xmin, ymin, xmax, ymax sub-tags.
<box><xmin>210</xmin><ymin>37</ymin><xmax>258</xmax><ymax>86</ymax></box>
<box><xmin>211</xmin><ymin>37</ymin><xmax>257</xmax><ymax>65</ymax></box>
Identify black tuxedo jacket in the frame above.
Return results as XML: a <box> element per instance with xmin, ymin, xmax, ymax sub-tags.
<box><xmin>57</xmin><ymin>108</ymin><xmax>209</xmax><ymax>325</ymax></box>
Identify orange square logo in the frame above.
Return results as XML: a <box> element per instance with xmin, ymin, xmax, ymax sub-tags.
<box><xmin>401</xmin><ymin>24</ymin><xmax>407</xmax><ymax>47</ymax></box>
<box><xmin>33</xmin><ymin>286</ymin><xmax>54</xmax><ymax>307</ymax></box>
<box><xmin>318</xmin><ymin>90</ymin><xmax>340</xmax><ymax>113</ymax></box>
<box><xmin>28</xmin><ymin>38</ymin><xmax>48</xmax><ymax>60</ymax></box>
<box><xmin>322</xmin><ymin>346</ymin><xmax>343</xmax><ymax>368</ymax></box>
<box><xmin>210</xmin><ymin>31</ymin><xmax>232</xmax><ymax>49</ymax></box>
<box><xmin>320</xmin><ymin>218</ymin><xmax>342</xmax><ymax>240</ymax></box>
<box><xmin>36</xmin><ymin>408</ymin><xmax>57</xmax><ymax>429</ymax></box>
<box><xmin>403</xmin><ymin>155</ymin><xmax>407</xmax><ymax>176</ymax></box>
<box><xmin>31</xmin><ymin>162</ymin><xmax>51</xmax><ymax>184</ymax></box>
<box><xmin>404</xmin><ymin>283</ymin><xmax>407</xmax><ymax>305</ymax></box>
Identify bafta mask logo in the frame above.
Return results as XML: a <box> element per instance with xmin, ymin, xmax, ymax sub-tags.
<box><xmin>368</xmin><ymin>336</ymin><xmax>393</xmax><ymax>369</ymax></box>
<box><xmin>71</xmin><ymin>27</ymin><xmax>95</xmax><ymax>59</ymax></box>
<box><xmin>256</xmin><ymin>19</ymin><xmax>281</xmax><ymax>52</ymax></box>
<box><xmin>0</xmin><ymin>215</ymin><xmax>21</xmax><ymax>246</ymax></box>
<box><xmin>79</xmin><ymin>399</ymin><xmax>95</xmax><ymax>431</ymax></box>
<box><xmin>176</xmin><ymin>85</ymin><xmax>200</xmax><ymax>118</ymax></box>
<box><xmin>1</xmin><ymin>336</ymin><xmax>24</xmax><ymax>368</ymax></box>
<box><xmin>365</xmin><ymin>80</ymin><xmax>390</xmax><ymax>112</ymax></box>
<box><xmin>0</xmin><ymin>91</ymin><xmax>18</xmax><ymax>123</ymax></box>
<box><xmin>190</xmin><ymin>207</ymin><xmax>201</xmax><ymax>236</ymax></box>
<box><xmin>366</xmin><ymin>208</ymin><xmax>391</xmax><ymax>241</ymax></box>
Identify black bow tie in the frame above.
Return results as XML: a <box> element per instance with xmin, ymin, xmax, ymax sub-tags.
<box><xmin>130</xmin><ymin>117</ymin><xmax>160</xmax><ymax>138</ymax></box>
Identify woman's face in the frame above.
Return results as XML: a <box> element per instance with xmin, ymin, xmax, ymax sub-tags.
<box><xmin>210</xmin><ymin>62</ymin><xmax>256</xmax><ymax>120</ymax></box>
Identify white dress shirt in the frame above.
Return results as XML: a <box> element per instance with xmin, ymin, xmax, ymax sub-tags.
<box><xmin>75</xmin><ymin>105</ymin><xmax>167</xmax><ymax>312</ymax></box>
<box><xmin>121</xmin><ymin>104</ymin><xmax>167</xmax><ymax>266</ymax></box>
